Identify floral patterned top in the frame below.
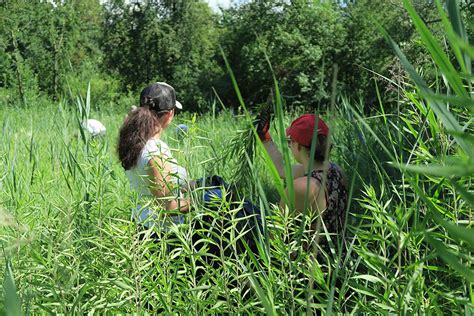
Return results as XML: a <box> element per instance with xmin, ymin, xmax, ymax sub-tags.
<box><xmin>308</xmin><ymin>162</ymin><xmax>347</xmax><ymax>235</ymax></box>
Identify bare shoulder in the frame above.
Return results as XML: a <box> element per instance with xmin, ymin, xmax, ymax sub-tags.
<box><xmin>292</xmin><ymin>164</ymin><xmax>306</xmax><ymax>179</ymax></box>
<box><xmin>293</xmin><ymin>176</ymin><xmax>321</xmax><ymax>196</ymax></box>
<box><xmin>285</xmin><ymin>176</ymin><xmax>325</xmax><ymax>212</ymax></box>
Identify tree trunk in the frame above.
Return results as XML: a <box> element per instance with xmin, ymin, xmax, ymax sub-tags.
<box><xmin>10</xmin><ymin>30</ymin><xmax>25</xmax><ymax>106</ymax></box>
<box><xmin>52</xmin><ymin>25</ymin><xmax>65</xmax><ymax>100</ymax></box>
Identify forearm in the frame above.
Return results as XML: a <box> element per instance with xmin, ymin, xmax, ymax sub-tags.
<box><xmin>151</xmin><ymin>185</ymin><xmax>190</xmax><ymax>213</ymax></box>
<box><xmin>167</xmin><ymin>196</ymin><xmax>190</xmax><ymax>213</ymax></box>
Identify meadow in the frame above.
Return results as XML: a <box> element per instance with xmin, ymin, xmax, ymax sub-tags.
<box><xmin>1</xmin><ymin>1</ymin><xmax>473</xmax><ymax>314</ymax></box>
<box><xmin>0</xmin><ymin>89</ymin><xmax>472</xmax><ymax>314</ymax></box>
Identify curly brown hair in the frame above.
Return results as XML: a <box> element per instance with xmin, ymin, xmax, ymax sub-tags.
<box><xmin>117</xmin><ymin>107</ymin><xmax>167</xmax><ymax>170</ymax></box>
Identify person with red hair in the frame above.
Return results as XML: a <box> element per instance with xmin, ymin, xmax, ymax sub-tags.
<box><xmin>257</xmin><ymin>112</ymin><xmax>347</xmax><ymax>236</ymax></box>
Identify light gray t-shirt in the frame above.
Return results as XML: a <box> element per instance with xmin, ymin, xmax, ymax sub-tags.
<box><xmin>126</xmin><ymin>138</ymin><xmax>187</xmax><ymax>229</ymax></box>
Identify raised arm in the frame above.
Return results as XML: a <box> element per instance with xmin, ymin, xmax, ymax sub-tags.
<box><xmin>256</xmin><ymin>108</ymin><xmax>305</xmax><ymax>180</ymax></box>
<box><xmin>263</xmin><ymin>141</ymin><xmax>305</xmax><ymax>179</ymax></box>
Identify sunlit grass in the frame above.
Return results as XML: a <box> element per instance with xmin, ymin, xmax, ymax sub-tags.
<box><xmin>0</xmin><ymin>0</ymin><xmax>473</xmax><ymax>313</ymax></box>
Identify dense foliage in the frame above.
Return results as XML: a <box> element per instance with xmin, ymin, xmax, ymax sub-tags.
<box><xmin>101</xmin><ymin>0</ymin><xmax>220</xmax><ymax>109</ymax></box>
<box><xmin>0</xmin><ymin>0</ymin><xmax>107</xmax><ymax>103</ymax></box>
<box><xmin>1</xmin><ymin>0</ymin><xmax>461</xmax><ymax>111</ymax></box>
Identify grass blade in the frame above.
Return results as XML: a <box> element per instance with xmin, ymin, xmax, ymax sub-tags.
<box><xmin>3</xmin><ymin>260</ymin><xmax>22</xmax><ymax>316</ymax></box>
<box><xmin>431</xmin><ymin>212</ymin><xmax>474</xmax><ymax>252</ymax></box>
<box><xmin>425</xmin><ymin>235</ymin><xmax>474</xmax><ymax>283</ymax></box>
<box><xmin>401</xmin><ymin>162</ymin><xmax>474</xmax><ymax>178</ymax></box>
<box><xmin>378</xmin><ymin>23</ymin><xmax>474</xmax><ymax>158</ymax></box>
<box><xmin>402</xmin><ymin>0</ymin><xmax>467</xmax><ymax>98</ymax></box>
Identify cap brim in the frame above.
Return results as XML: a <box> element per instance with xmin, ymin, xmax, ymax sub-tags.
<box><xmin>175</xmin><ymin>100</ymin><xmax>183</xmax><ymax>110</ymax></box>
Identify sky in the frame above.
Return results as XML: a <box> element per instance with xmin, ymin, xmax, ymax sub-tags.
<box><xmin>207</xmin><ymin>0</ymin><xmax>232</xmax><ymax>11</ymax></box>
<box><xmin>96</xmin><ymin>0</ymin><xmax>237</xmax><ymax>12</ymax></box>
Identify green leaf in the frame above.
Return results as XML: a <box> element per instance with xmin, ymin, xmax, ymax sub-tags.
<box><xmin>3</xmin><ymin>260</ymin><xmax>22</xmax><ymax>316</ymax></box>
<box><xmin>351</xmin><ymin>274</ymin><xmax>385</xmax><ymax>284</ymax></box>
<box><xmin>255</xmin><ymin>139</ymin><xmax>287</xmax><ymax>206</ymax></box>
<box><xmin>244</xmin><ymin>263</ymin><xmax>277</xmax><ymax>315</ymax></box>
<box><xmin>425</xmin><ymin>235</ymin><xmax>474</xmax><ymax>283</ymax></box>
<box><xmin>378</xmin><ymin>23</ymin><xmax>474</xmax><ymax>159</ymax></box>
<box><xmin>455</xmin><ymin>35</ymin><xmax>474</xmax><ymax>59</ymax></box>
<box><xmin>446</xmin><ymin>0</ymin><xmax>468</xmax><ymax>42</ymax></box>
<box><xmin>401</xmin><ymin>162</ymin><xmax>474</xmax><ymax>178</ymax></box>
<box><xmin>436</xmin><ymin>0</ymin><xmax>470</xmax><ymax>76</ymax></box>
<box><xmin>451</xmin><ymin>180</ymin><xmax>474</xmax><ymax>207</ymax></box>
<box><xmin>264</xmin><ymin>53</ymin><xmax>294</xmax><ymax>209</ymax></box>
<box><xmin>112</xmin><ymin>279</ymin><xmax>134</xmax><ymax>291</ymax></box>
<box><xmin>86</xmin><ymin>81</ymin><xmax>91</xmax><ymax>118</ymax></box>
<box><xmin>220</xmin><ymin>45</ymin><xmax>246</xmax><ymax>111</ymax></box>
<box><xmin>402</xmin><ymin>0</ymin><xmax>467</xmax><ymax>98</ymax></box>
<box><xmin>409</xmin><ymin>180</ymin><xmax>474</xmax><ymax>282</ymax></box>
<box><xmin>418</xmin><ymin>91</ymin><xmax>473</xmax><ymax>110</ymax></box>
<box><xmin>431</xmin><ymin>211</ymin><xmax>474</xmax><ymax>252</ymax></box>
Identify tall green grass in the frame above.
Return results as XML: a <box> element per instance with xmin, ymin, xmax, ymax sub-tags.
<box><xmin>0</xmin><ymin>0</ymin><xmax>472</xmax><ymax>313</ymax></box>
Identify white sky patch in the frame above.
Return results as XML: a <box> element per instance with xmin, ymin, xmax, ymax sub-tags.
<box><xmin>207</xmin><ymin>0</ymin><xmax>232</xmax><ymax>12</ymax></box>
<box><xmin>97</xmin><ymin>0</ymin><xmax>235</xmax><ymax>12</ymax></box>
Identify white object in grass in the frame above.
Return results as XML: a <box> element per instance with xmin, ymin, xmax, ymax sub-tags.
<box><xmin>83</xmin><ymin>119</ymin><xmax>106</xmax><ymax>137</ymax></box>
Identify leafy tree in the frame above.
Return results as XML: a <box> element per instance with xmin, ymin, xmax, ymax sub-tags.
<box><xmin>0</xmin><ymin>0</ymin><xmax>104</xmax><ymax>102</ymax></box>
<box><xmin>101</xmin><ymin>0</ymin><xmax>220</xmax><ymax>110</ymax></box>
<box><xmin>219</xmin><ymin>0</ymin><xmax>346</xmax><ymax>110</ymax></box>
<box><xmin>340</xmin><ymin>0</ymin><xmax>442</xmax><ymax>110</ymax></box>
<box><xmin>1</xmin><ymin>0</ymin><xmax>465</xmax><ymax>113</ymax></box>
<box><xmin>169</xmin><ymin>1</ymin><xmax>223</xmax><ymax>110</ymax></box>
<box><xmin>0</xmin><ymin>1</ymin><xmax>42</xmax><ymax>103</ymax></box>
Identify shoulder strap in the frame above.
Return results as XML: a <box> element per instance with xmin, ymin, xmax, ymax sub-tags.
<box><xmin>304</xmin><ymin>169</ymin><xmax>322</xmax><ymax>180</ymax></box>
